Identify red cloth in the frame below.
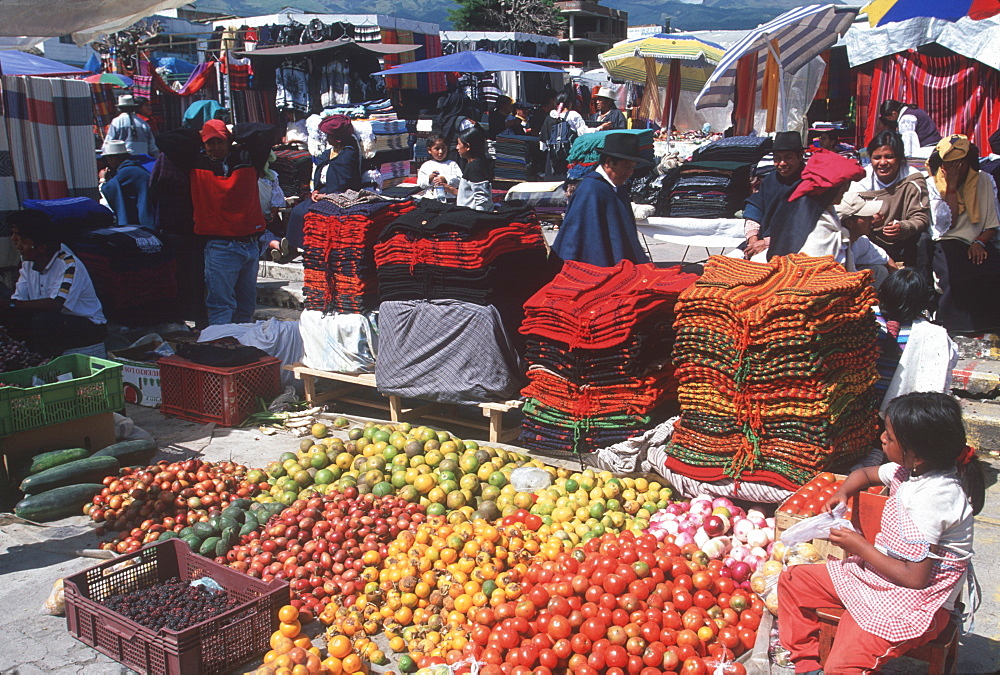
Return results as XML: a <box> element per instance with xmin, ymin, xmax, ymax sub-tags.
<box><xmin>190</xmin><ymin>167</ymin><xmax>265</xmax><ymax>236</ymax></box>
<box><xmin>788</xmin><ymin>148</ymin><xmax>865</xmax><ymax>201</ymax></box>
<box><xmin>856</xmin><ymin>48</ymin><xmax>1000</xmax><ymax>153</ymax></box>
<box><xmin>777</xmin><ymin>563</ymin><xmax>950</xmax><ymax>674</ymax></box>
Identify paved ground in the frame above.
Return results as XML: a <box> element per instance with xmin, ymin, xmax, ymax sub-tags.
<box><xmin>2</xmin><ymin>235</ymin><xmax>1000</xmax><ymax>673</ymax></box>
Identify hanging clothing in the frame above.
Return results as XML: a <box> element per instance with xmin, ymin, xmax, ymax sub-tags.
<box><xmin>551</xmin><ymin>168</ymin><xmax>649</xmax><ymax>267</ymax></box>
<box><xmin>897</xmin><ymin>105</ymin><xmax>942</xmax><ymax>157</ymax></box>
<box><xmin>275</xmin><ymin>57</ymin><xmax>311</xmax><ymax>113</ymax></box>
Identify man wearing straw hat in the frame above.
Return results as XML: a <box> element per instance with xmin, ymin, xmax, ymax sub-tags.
<box><xmin>591</xmin><ymin>87</ymin><xmax>626</xmax><ymax>131</ymax></box>
<box><xmin>104</xmin><ymin>94</ymin><xmax>158</xmax><ymax>158</ymax></box>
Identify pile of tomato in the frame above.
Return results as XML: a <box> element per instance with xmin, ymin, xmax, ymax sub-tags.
<box><xmin>436</xmin><ymin>530</ymin><xmax>762</xmax><ymax>675</ymax></box>
<box><xmin>778</xmin><ymin>472</ymin><xmax>849</xmax><ymax>518</ymax></box>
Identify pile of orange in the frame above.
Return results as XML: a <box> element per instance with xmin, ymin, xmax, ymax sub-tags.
<box><xmin>254</xmin><ymin>605</ymin><xmax>327</xmax><ymax>675</ymax></box>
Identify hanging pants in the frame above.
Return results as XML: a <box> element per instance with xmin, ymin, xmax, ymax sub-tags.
<box><xmin>777</xmin><ymin>562</ymin><xmax>950</xmax><ymax>674</ymax></box>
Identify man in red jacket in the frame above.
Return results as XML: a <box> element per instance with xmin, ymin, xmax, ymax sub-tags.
<box><xmin>162</xmin><ymin>119</ymin><xmax>276</xmax><ymax>325</ymax></box>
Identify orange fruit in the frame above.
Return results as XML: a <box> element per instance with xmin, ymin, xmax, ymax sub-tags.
<box><xmin>305</xmin><ymin>654</ymin><xmax>323</xmax><ymax>673</ymax></box>
<box><xmin>328</xmin><ymin>635</ymin><xmax>352</xmax><ymax>659</ymax></box>
<box><xmin>293</xmin><ymin>636</ymin><xmax>312</xmax><ymax>650</ymax></box>
<box><xmin>271</xmin><ymin>634</ymin><xmax>295</xmax><ymax>653</ymax></box>
<box><xmin>321</xmin><ymin>656</ymin><xmax>343</xmax><ymax>675</ymax></box>
<box><xmin>287</xmin><ymin>647</ymin><xmax>309</xmax><ymax>665</ymax></box>
<box><xmin>279</xmin><ymin>620</ymin><xmax>302</xmax><ymax>638</ymax></box>
<box><xmin>274</xmin><ymin>654</ymin><xmax>294</xmax><ymax>670</ymax></box>
<box><xmin>292</xmin><ymin>665</ymin><xmax>309</xmax><ymax>675</ymax></box>
<box><xmin>342</xmin><ymin>653</ymin><xmax>363</xmax><ymax>674</ymax></box>
<box><xmin>278</xmin><ymin>605</ymin><xmax>300</xmax><ymax>623</ymax></box>
<box><xmin>264</xmin><ymin>650</ymin><xmax>280</xmax><ymax>664</ymax></box>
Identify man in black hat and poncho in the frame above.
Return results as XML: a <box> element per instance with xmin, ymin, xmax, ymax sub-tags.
<box><xmin>551</xmin><ymin>133</ymin><xmax>652</xmax><ymax>267</ymax></box>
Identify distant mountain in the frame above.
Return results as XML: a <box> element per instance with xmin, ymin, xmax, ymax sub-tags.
<box><xmin>192</xmin><ymin>0</ymin><xmax>836</xmax><ymax>31</ymax></box>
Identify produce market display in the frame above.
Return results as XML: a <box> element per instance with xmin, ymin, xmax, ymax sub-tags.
<box><xmin>58</xmin><ymin>418</ymin><xmax>781</xmax><ymax>674</ymax></box>
<box><xmin>0</xmin><ymin>326</ymin><xmax>46</xmax><ymax>373</ymax></box>
<box><xmin>666</xmin><ymin>254</ymin><xmax>880</xmax><ymax>492</ymax></box>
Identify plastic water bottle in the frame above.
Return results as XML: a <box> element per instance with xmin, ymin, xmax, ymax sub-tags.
<box><xmin>435</xmin><ymin>185</ymin><xmax>447</xmax><ymax>201</ymax></box>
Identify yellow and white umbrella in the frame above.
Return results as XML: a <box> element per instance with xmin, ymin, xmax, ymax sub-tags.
<box><xmin>599</xmin><ymin>34</ymin><xmax>725</xmax><ymax>131</ymax></box>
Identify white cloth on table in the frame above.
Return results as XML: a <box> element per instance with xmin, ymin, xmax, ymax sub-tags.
<box><xmin>199</xmin><ymin>318</ymin><xmax>304</xmax><ymax>387</ymax></box>
<box><xmin>637</xmin><ymin>217</ymin><xmax>745</xmax><ymax>248</ymax></box>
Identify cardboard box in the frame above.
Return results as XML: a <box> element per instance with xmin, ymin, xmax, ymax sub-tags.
<box><xmin>1</xmin><ymin>411</ymin><xmax>116</xmax><ymax>475</ymax></box>
<box><xmin>108</xmin><ymin>344</ymin><xmax>163</xmax><ymax>408</ymax></box>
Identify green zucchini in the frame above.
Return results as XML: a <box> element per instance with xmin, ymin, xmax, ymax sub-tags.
<box><xmin>14</xmin><ymin>484</ymin><xmax>104</xmax><ymax>522</ymax></box>
<box><xmin>20</xmin><ymin>456</ymin><xmax>120</xmax><ymax>495</ymax></box>
<box><xmin>91</xmin><ymin>439</ymin><xmax>158</xmax><ymax>466</ymax></box>
<box><xmin>19</xmin><ymin>448</ymin><xmax>91</xmax><ymax>479</ymax></box>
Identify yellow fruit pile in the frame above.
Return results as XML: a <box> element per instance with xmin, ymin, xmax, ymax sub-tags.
<box><xmin>254</xmin><ymin>605</ymin><xmax>327</xmax><ymax>674</ymax></box>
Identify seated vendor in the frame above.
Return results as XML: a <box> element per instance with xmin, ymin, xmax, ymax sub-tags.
<box><xmin>550</xmin><ymin>132</ymin><xmax>652</xmax><ymax>267</ymax></box>
<box><xmin>801</xmin><ymin>192</ymin><xmax>897</xmax><ymax>286</ymax></box>
<box><xmin>742</xmin><ymin>132</ymin><xmax>818</xmax><ymax>261</ymax></box>
<box><xmin>1</xmin><ymin>209</ymin><xmax>107</xmax><ymax>357</ymax></box>
<box><xmin>99</xmin><ymin>139</ymin><xmax>155</xmax><ymax>230</ymax></box>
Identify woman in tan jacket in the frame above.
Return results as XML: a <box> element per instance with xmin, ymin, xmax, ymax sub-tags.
<box><xmin>848</xmin><ymin>131</ymin><xmax>930</xmax><ymax>268</ymax></box>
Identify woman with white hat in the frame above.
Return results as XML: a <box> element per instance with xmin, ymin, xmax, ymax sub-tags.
<box><xmin>103</xmin><ymin>94</ymin><xmax>158</xmax><ymax>158</ymax></box>
<box><xmin>591</xmin><ymin>87</ymin><xmax>626</xmax><ymax>131</ymax></box>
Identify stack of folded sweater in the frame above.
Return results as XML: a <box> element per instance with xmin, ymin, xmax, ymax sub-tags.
<box><xmin>494</xmin><ymin>134</ymin><xmax>539</xmax><ymax>182</ymax></box>
<box><xmin>301</xmin><ymin>192</ymin><xmax>415</xmax><ymax>313</ymax></box>
<box><xmin>373</xmin><ymin>202</ymin><xmax>553</xmax><ymax>405</ymax></box>
<box><xmin>666</xmin><ymin>254</ymin><xmax>880</xmax><ymax>490</ymax></box>
<box><xmin>691</xmin><ymin>135</ymin><xmax>773</xmax><ymax>164</ymax></box>
<box><xmin>566</xmin><ymin>130</ymin><xmax>654</xmax><ymax>180</ymax></box>
<box><xmin>373</xmin><ymin>201</ymin><xmax>549</xmax><ymax>330</ymax></box>
<box><xmin>73</xmin><ymin>227</ymin><xmax>177</xmax><ymax>325</ymax></box>
<box><xmin>666</xmin><ymin>161</ymin><xmax>753</xmax><ymax>218</ymax></box>
<box><xmin>518</xmin><ymin>260</ymin><xmax>697</xmax><ymax>454</ymax></box>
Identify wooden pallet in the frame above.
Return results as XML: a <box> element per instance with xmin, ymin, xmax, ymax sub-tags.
<box><xmin>285</xmin><ymin>363</ymin><xmax>523</xmax><ymax>442</ymax></box>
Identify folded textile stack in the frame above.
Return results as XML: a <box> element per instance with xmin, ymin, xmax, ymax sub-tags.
<box><xmin>301</xmin><ymin>192</ymin><xmax>415</xmax><ymax>313</ymax></box>
<box><xmin>72</xmin><ymin>227</ymin><xmax>178</xmax><ymax>325</ymax></box>
<box><xmin>566</xmin><ymin>130</ymin><xmax>654</xmax><ymax>180</ymax></box>
<box><xmin>666</xmin><ymin>254</ymin><xmax>880</xmax><ymax>491</ymax></box>
<box><xmin>494</xmin><ymin>135</ymin><xmax>540</xmax><ymax>182</ymax></box>
<box><xmin>518</xmin><ymin>260</ymin><xmax>698</xmax><ymax>454</ymax></box>
<box><xmin>667</xmin><ymin>161</ymin><xmax>753</xmax><ymax>218</ymax></box>
<box><xmin>374</xmin><ymin>202</ymin><xmax>549</xmax><ymax>312</ymax></box>
<box><xmin>691</xmin><ymin>135</ymin><xmax>773</xmax><ymax>164</ymax></box>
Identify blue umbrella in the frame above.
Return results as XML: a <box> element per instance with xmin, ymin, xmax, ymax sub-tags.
<box><xmin>377</xmin><ymin>50</ymin><xmax>565</xmax><ymax>75</ymax></box>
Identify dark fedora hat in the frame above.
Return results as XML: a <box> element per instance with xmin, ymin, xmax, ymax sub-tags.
<box><xmin>773</xmin><ymin>131</ymin><xmax>804</xmax><ymax>152</ymax></box>
<box><xmin>599</xmin><ymin>132</ymin><xmax>653</xmax><ymax>167</ymax></box>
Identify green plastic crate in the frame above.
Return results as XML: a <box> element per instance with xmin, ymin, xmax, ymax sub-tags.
<box><xmin>0</xmin><ymin>355</ymin><xmax>124</xmax><ymax>436</ymax></box>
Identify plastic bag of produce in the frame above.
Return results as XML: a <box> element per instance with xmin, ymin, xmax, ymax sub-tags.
<box><xmin>510</xmin><ymin>467</ymin><xmax>552</xmax><ymax>493</ymax></box>
<box><xmin>779</xmin><ymin>503</ymin><xmax>855</xmax><ymax>548</ymax></box>
<box><xmin>41</xmin><ymin>578</ymin><xmax>64</xmax><ymax>616</ymax></box>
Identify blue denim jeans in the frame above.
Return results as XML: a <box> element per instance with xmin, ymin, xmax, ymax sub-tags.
<box><xmin>204</xmin><ymin>238</ymin><xmax>261</xmax><ymax>325</ymax></box>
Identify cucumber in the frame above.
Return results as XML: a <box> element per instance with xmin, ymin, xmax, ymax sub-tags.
<box><xmin>199</xmin><ymin>536</ymin><xmax>221</xmax><ymax>557</ymax></box>
<box><xmin>19</xmin><ymin>448</ymin><xmax>91</xmax><ymax>479</ymax></box>
<box><xmin>14</xmin><ymin>484</ymin><xmax>104</xmax><ymax>522</ymax></box>
<box><xmin>91</xmin><ymin>439</ymin><xmax>158</xmax><ymax>466</ymax></box>
<box><xmin>20</xmin><ymin>456</ymin><xmax>120</xmax><ymax>495</ymax></box>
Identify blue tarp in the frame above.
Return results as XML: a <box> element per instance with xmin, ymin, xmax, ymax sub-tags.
<box><xmin>377</xmin><ymin>51</ymin><xmax>563</xmax><ymax>75</ymax></box>
<box><xmin>0</xmin><ymin>51</ymin><xmax>86</xmax><ymax>76</ymax></box>
<box><xmin>154</xmin><ymin>56</ymin><xmax>196</xmax><ymax>75</ymax></box>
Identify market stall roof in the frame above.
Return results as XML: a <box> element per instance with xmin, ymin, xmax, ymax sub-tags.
<box><xmin>234</xmin><ymin>39</ymin><xmax>423</xmax><ymax>59</ymax></box>
<box><xmin>845</xmin><ymin>13</ymin><xmax>1000</xmax><ymax>69</ymax></box>
<box><xmin>0</xmin><ymin>0</ymin><xmax>191</xmax><ymax>46</ymax></box>
<box><xmin>377</xmin><ymin>50</ymin><xmax>565</xmax><ymax>74</ymax></box>
<box><xmin>0</xmin><ymin>51</ymin><xmax>87</xmax><ymax>76</ymax></box>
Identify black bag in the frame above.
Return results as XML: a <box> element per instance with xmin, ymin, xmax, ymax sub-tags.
<box><xmin>546</xmin><ymin>113</ymin><xmax>577</xmax><ymax>173</ymax></box>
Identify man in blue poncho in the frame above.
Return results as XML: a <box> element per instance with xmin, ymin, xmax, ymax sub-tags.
<box><xmin>99</xmin><ymin>140</ymin><xmax>155</xmax><ymax>230</ymax></box>
<box><xmin>551</xmin><ymin>133</ymin><xmax>652</xmax><ymax>267</ymax></box>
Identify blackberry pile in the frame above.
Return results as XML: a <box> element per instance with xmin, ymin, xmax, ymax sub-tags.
<box><xmin>102</xmin><ymin>577</ymin><xmax>240</xmax><ymax>631</ymax></box>
<box><xmin>0</xmin><ymin>327</ymin><xmax>46</xmax><ymax>374</ymax></box>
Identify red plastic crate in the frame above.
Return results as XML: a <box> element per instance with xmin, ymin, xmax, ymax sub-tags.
<box><xmin>158</xmin><ymin>355</ymin><xmax>281</xmax><ymax>426</ymax></box>
<box><xmin>64</xmin><ymin>538</ymin><xmax>288</xmax><ymax>675</ymax></box>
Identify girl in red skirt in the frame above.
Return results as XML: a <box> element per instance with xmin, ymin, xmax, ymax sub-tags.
<box><xmin>777</xmin><ymin>391</ymin><xmax>984</xmax><ymax>674</ymax></box>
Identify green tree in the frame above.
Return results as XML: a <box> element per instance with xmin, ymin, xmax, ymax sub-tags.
<box><xmin>448</xmin><ymin>0</ymin><xmax>565</xmax><ymax>36</ymax></box>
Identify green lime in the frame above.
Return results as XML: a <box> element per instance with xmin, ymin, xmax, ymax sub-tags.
<box><xmin>426</xmin><ymin>502</ymin><xmax>446</xmax><ymax>516</ymax></box>
<box><xmin>488</xmin><ymin>471</ymin><xmax>507</xmax><ymax>488</ymax></box>
<box><xmin>310</xmin><ymin>451</ymin><xmax>330</xmax><ymax>469</ymax></box>
<box><xmin>589</xmin><ymin>502</ymin><xmax>606</xmax><ymax>519</ymax></box>
<box><xmin>399</xmin><ymin>655</ymin><xmax>417</xmax><ymax>673</ymax></box>
<box><xmin>314</xmin><ymin>468</ymin><xmax>335</xmax><ymax>485</ymax></box>
<box><xmin>564</xmin><ymin>478</ymin><xmax>579</xmax><ymax>493</ymax></box>
<box><xmin>279</xmin><ymin>452</ymin><xmax>297</xmax><ymax>463</ymax></box>
<box><xmin>463</xmin><ymin>440</ymin><xmax>480</xmax><ymax>451</ymax></box>
<box><xmin>372</xmin><ymin>481</ymin><xmax>394</xmax><ymax>497</ymax></box>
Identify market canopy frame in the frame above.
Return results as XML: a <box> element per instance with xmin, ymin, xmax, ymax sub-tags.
<box><xmin>0</xmin><ymin>0</ymin><xmax>192</xmax><ymax>46</ymax></box>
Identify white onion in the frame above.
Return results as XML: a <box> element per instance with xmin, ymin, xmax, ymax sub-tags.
<box><xmin>747</xmin><ymin>529</ymin><xmax>769</xmax><ymax>549</ymax></box>
<box><xmin>674</xmin><ymin>532</ymin><xmax>695</xmax><ymax>547</ymax></box>
<box><xmin>694</xmin><ymin>529</ymin><xmax>711</xmax><ymax>549</ymax></box>
<box><xmin>732</xmin><ymin>519</ymin><xmax>755</xmax><ymax>543</ymax></box>
<box><xmin>702</xmin><ymin>537</ymin><xmax>728</xmax><ymax>559</ymax></box>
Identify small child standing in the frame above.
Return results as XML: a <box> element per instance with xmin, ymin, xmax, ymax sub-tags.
<box><xmin>417</xmin><ymin>134</ymin><xmax>462</xmax><ymax>202</ymax></box>
<box><xmin>778</xmin><ymin>391</ymin><xmax>982</xmax><ymax>674</ymax></box>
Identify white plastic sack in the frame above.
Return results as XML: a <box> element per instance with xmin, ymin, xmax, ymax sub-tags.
<box><xmin>780</xmin><ymin>503</ymin><xmax>855</xmax><ymax>548</ymax></box>
<box><xmin>299</xmin><ymin>309</ymin><xmax>378</xmax><ymax>375</ymax></box>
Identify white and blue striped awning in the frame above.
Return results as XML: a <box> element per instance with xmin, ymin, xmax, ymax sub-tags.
<box><xmin>695</xmin><ymin>4</ymin><xmax>858</xmax><ymax>109</ymax></box>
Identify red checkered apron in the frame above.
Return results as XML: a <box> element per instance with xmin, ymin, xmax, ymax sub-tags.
<box><xmin>828</xmin><ymin>466</ymin><xmax>969</xmax><ymax>642</ymax></box>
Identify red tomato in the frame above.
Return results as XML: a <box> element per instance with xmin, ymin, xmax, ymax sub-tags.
<box><xmin>662</xmin><ymin>648</ymin><xmax>681</xmax><ymax>672</ymax></box>
<box><xmin>627</xmin><ymin>654</ymin><xmax>644</xmax><ymax>674</ymax></box>
<box><xmin>673</xmin><ymin>591</ymin><xmax>693</xmax><ymax>611</ymax></box>
<box><xmin>739</xmin><ymin>610</ymin><xmax>761</xmax><ymax>631</ymax></box>
<box><xmin>547</xmin><ymin>614</ymin><xmax>571</xmax><ymax>639</ymax></box>
<box><xmin>472</xmin><ymin>624</ymin><xmax>491</xmax><ymax>646</ymax></box>
<box><xmin>587</xmin><ymin>650</ymin><xmax>606</xmax><ymax>670</ymax></box>
<box><xmin>571</xmin><ymin>575</ymin><xmax>590</xmax><ymax>595</ymax></box>
<box><xmin>715</xmin><ymin>577</ymin><xmax>736</xmax><ymax>595</ymax></box>
<box><xmin>691</xmin><ymin>571</ymin><xmax>713</xmax><ymax>590</ymax></box>
<box><xmin>604</xmin><ymin>574</ymin><xmax>627</xmax><ymax>595</ymax></box>
<box><xmin>681</xmin><ymin>657</ymin><xmax>706</xmax><ymax>675</ymax></box>
<box><xmin>662</xmin><ymin>610</ymin><xmax>683</xmax><ymax>630</ymax></box>
<box><xmin>538</xmin><ymin>648</ymin><xmax>557</xmax><ymax>669</ymax></box>
<box><xmin>642</xmin><ymin>643</ymin><xmax>665</xmax><ymax>667</ymax></box>
<box><xmin>674</xmin><ymin>574</ymin><xmax>694</xmax><ymax>592</ymax></box>
<box><xmin>606</xmin><ymin>645</ymin><xmax>629</xmax><ymax>669</ymax></box>
<box><xmin>738</xmin><ymin>628</ymin><xmax>756</xmax><ymax>651</ymax></box>
<box><xmin>528</xmin><ymin>586</ymin><xmax>549</xmax><ymax>607</ymax></box>
<box><xmin>581</xmin><ymin>618</ymin><xmax>606</xmax><ymax>642</ymax></box>
<box><xmin>640</xmin><ymin>621</ymin><xmax>660</xmax><ymax>643</ymax></box>
<box><xmin>693</xmin><ymin>590</ymin><xmax>716</xmax><ymax>610</ymax></box>
<box><xmin>571</xmin><ymin>633</ymin><xmax>592</xmax><ymax>654</ymax></box>
<box><xmin>551</xmin><ymin>638</ymin><xmax>571</xmax><ymax>660</ymax></box>
<box><xmin>717</xmin><ymin>626</ymin><xmax>741</xmax><ymax>649</ymax></box>
<box><xmin>659</xmin><ymin>627</ymin><xmax>678</xmax><ymax>646</ymax></box>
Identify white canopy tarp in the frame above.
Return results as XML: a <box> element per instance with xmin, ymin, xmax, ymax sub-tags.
<box><xmin>845</xmin><ymin>14</ymin><xmax>1000</xmax><ymax>70</ymax></box>
<box><xmin>0</xmin><ymin>0</ymin><xmax>190</xmax><ymax>46</ymax></box>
